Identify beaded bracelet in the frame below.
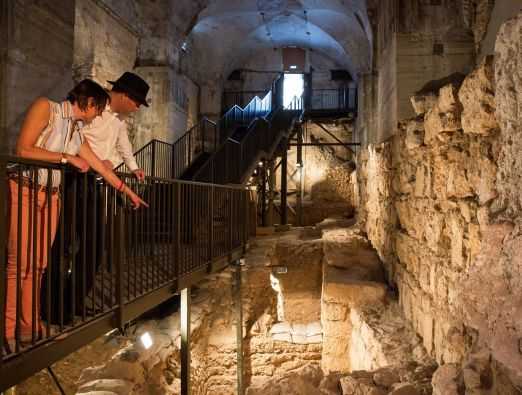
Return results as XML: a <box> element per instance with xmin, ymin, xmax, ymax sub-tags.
<box><xmin>117</xmin><ymin>180</ymin><xmax>125</xmax><ymax>192</ymax></box>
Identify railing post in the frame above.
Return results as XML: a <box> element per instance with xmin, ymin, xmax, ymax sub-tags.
<box><xmin>296</xmin><ymin>126</ymin><xmax>303</xmax><ymax>226</ymax></box>
<box><xmin>267</xmin><ymin>159</ymin><xmax>275</xmax><ymax>226</ymax></box>
<box><xmin>234</xmin><ymin>260</ymin><xmax>244</xmax><ymax>395</ymax></box>
<box><xmin>261</xmin><ymin>162</ymin><xmax>267</xmax><ymax>227</ymax></box>
<box><xmin>201</xmin><ymin>122</ymin><xmax>206</xmax><ymax>154</ymax></box>
<box><xmin>281</xmin><ymin>141</ymin><xmax>288</xmax><ymax>225</ymax></box>
<box><xmin>228</xmin><ymin>189</ymin><xmax>233</xmax><ymax>259</ymax></box>
<box><xmin>174</xmin><ymin>183</ymin><xmax>181</xmax><ymax>282</ymax></box>
<box><xmin>243</xmin><ymin>190</ymin><xmax>249</xmax><ymax>252</ymax></box>
<box><xmin>188</xmin><ymin>130</ymin><xmax>192</xmax><ymax>166</ymax></box>
<box><xmin>180</xmin><ymin>287</ymin><xmax>191</xmax><ymax>395</ymax></box>
<box><xmin>115</xmin><ymin>200</ymin><xmax>125</xmax><ymax>329</ymax></box>
<box><xmin>208</xmin><ymin>185</ymin><xmax>214</xmax><ymax>270</ymax></box>
<box><xmin>213</xmin><ymin>123</ymin><xmax>218</xmax><ymax>152</ymax></box>
<box><xmin>171</xmin><ymin>142</ymin><xmax>176</xmax><ymax>179</ymax></box>
<box><xmin>151</xmin><ymin>141</ymin><xmax>157</xmax><ymax>179</ymax></box>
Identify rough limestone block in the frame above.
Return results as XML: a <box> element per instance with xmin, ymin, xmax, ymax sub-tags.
<box><xmin>322</xmin><ymin>278</ymin><xmax>387</xmax><ymax>307</ymax></box>
<box><xmin>405</xmin><ymin>118</ymin><xmax>425</xmax><ymax>150</ymax></box>
<box><xmin>459</xmin><ymin>55</ymin><xmax>499</xmax><ymax>135</ymax></box>
<box><xmin>431</xmin><ymin>364</ymin><xmax>460</xmax><ymax>395</ymax></box>
<box><xmin>322</xmin><ymin>302</ymin><xmax>349</xmax><ymax>321</ymax></box>
<box><xmin>424</xmin><ymin>104</ymin><xmax>462</xmax><ymax>145</ymax></box>
<box><xmin>340</xmin><ymin>374</ymin><xmax>379</xmax><ymax>395</ymax></box>
<box><xmin>389</xmin><ymin>383</ymin><xmax>420</xmax><ymax>395</ymax></box>
<box><xmin>410</xmin><ymin>93</ymin><xmax>438</xmax><ymax>115</ymax></box>
<box><xmin>494</xmin><ymin>12</ymin><xmax>522</xmax><ymax>216</ymax></box>
<box><xmin>77</xmin><ymin>379</ymin><xmax>133</xmax><ymax>395</ymax></box>
<box><xmin>373</xmin><ymin>368</ymin><xmax>400</xmax><ymax>388</ymax></box>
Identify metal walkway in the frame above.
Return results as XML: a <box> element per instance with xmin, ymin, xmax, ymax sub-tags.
<box><xmin>0</xmin><ymin>159</ymin><xmax>249</xmax><ymax>392</ymax></box>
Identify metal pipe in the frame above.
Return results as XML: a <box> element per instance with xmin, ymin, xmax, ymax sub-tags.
<box><xmin>260</xmin><ymin>163</ymin><xmax>267</xmax><ymax>227</ymax></box>
<box><xmin>234</xmin><ymin>261</ymin><xmax>244</xmax><ymax>395</ymax></box>
<box><xmin>47</xmin><ymin>367</ymin><xmax>66</xmax><ymax>395</ymax></box>
<box><xmin>296</xmin><ymin>127</ymin><xmax>303</xmax><ymax>226</ymax></box>
<box><xmin>180</xmin><ymin>287</ymin><xmax>191</xmax><ymax>395</ymax></box>
<box><xmin>267</xmin><ymin>160</ymin><xmax>275</xmax><ymax>226</ymax></box>
<box><xmin>280</xmin><ymin>142</ymin><xmax>288</xmax><ymax>225</ymax></box>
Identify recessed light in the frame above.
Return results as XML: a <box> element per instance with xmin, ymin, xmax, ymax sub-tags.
<box><xmin>140</xmin><ymin>332</ymin><xmax>153</xmax><ymax>349</ymax></box>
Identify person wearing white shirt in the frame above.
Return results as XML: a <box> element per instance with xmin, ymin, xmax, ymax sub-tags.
<box><xmin>82</xmin><ymin>72</ymin><xmax>150</xmax><ymax>180</ymax></box>
<box><xmin>49</xmin><ymin>73</ymin><xmax>151</xmax><ymax>319</ymax></box>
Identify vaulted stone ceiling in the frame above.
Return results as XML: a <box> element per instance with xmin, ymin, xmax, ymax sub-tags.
<box><xmin>176</xmin><ymin>0</ymin><xmax>372</xmax><ymax>82</ymax></box>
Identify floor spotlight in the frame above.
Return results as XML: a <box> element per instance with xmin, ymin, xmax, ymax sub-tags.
<box><xmin>140</xmin><ymin>332</ymin><xmax>153</xmax><ymax>349</ymax></box>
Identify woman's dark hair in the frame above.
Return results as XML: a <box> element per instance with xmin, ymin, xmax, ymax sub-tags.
<box><xmin>66</xmin><ymin>79</ymin><xmax>110</xmax><ymax>112</ymax></box>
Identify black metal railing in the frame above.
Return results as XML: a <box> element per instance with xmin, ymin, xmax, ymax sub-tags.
<box><xmin>0</xmin><ymin>156</ymin><xmax>249</xmax><ymax>391</ymax></box>
<box><xmin>117</xmin><ymin>75</ymin><xmax>285</xmax><ymax>187</ymax></box>
<box><xmin>285</xmin><ymin>95</ymin><xmax>304</xmax><ymax>111</ymax></box>
<box><xmin>116</xmin><ymin>118</ymin><xmax>217</xmax><ymax>179</ymax></box>
<box><xmin>222</xmin><ymin>90</ymin><xmax>269</xmax><ymax>112</ymax></box>
<box><xmin>194</xmin><ymin>98</ymin><xmax>303</xmax><ymax>185</ymax></box>
<box><xmin>218</xmin><ymin>91</ymin><xmax>272</xmax><ymax>143</ymax></box>
<box><xmin>309</xmin><ymin>87</ymin><xmax>357</xmax><ymax>113</ymax></box>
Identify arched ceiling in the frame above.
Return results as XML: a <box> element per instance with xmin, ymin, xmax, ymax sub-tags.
<box><xmin>177</xmin><ymin>0</ymin><xmax>372</xmax><ymax>83</ymax></box>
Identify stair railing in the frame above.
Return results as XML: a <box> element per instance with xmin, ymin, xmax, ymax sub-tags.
<box><xmin>117</xmin><ymin>74</ymin><xmax>284</xmax><ymax>182</ymax></box>
<box><xmin>194</xmin><ymin>93</ymin><xmax>303</xmax><ymax>185</ymax></box>
<box><xmin>115</xmin><ymin>118</ymin><xmax>217</xmax><ymax>179</ymax></box>
<box><xmin>218</xmin><ymin>90</ymin><xmax>272</xmax><ymax>143</ymax></box>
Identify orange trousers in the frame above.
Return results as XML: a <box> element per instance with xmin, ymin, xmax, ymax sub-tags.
<box><xmin>5</xmin><ymin>179</ymin><xmax>59</xmax><ymax>340</ymax></box>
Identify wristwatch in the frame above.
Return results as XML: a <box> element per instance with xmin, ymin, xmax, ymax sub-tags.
<box><xmin>60</xmin><ymin>154</ymin><xmax>68</xmax><ymax>165</ymax></box>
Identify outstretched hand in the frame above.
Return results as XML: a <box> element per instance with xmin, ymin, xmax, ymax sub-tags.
<box><xmin>129</xmin><ymin>191</ymin><xmax>149</xmax><ymax>209</ymax></box>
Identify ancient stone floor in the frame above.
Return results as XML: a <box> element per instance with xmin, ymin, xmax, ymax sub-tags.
<box><xmin>15</xmin><ymin>217</ymin><xmax>440</xmax><ymax>395</ymax></box>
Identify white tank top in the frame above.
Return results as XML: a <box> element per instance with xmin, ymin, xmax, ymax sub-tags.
<box><xmin>30</xmin><ymin>100</ymin><xmax>83</xmax><ymax>187</ymax></box>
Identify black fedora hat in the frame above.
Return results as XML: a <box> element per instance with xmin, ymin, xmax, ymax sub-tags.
<box><xmin>108</xmin><ymin>72</ymin><xmax>150</xmax><ymax>107</ymax></box>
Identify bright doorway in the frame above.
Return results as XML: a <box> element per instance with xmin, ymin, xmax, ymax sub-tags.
<box><xmin>283</xmin><ymin>73</ymin><xmax>304</xmax><ymax>109</ymax></box>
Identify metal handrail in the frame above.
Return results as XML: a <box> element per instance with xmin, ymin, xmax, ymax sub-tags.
<box><xmin>193</xmin><ymin>94</ymin><xmax>303</xmax><ymax>185</ymax></box>
<box><xmin>117</xmin><ymin>75</ymin><xmax>283</xmax><ymax>184</ymax></box>
<box><xmin>309</xmin><ymin>87</ymin><xmax>358</xmax><ymax>112</ymax></box>
<box><xmin>218</xmin><ymin>90</ymin><xmax>272</xmax><ymax>142</ymax></box>
<box><xmin>222</xmin><ymin>90</ymin><xmax>269</xmax><ymax>111</ymax></box>
<box><xmin>0</xmin><ymin>155</ymin><xmax>249</xmax><ymax>391</ymax></box>
<box><xmin>115</xmin><ymin>117</ymin><xmax>218</xmax><ymax>179</ymax></box>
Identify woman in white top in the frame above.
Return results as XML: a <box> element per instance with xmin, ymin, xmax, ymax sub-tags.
<box><xmin>5</xmin><ymin>79</ymin><xmax>147</xmax><ymax>346</ymax></box>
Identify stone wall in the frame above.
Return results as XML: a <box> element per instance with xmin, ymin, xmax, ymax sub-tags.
<box><xmin>3</xmin><ymin>0</ymin><xmax>76</xmax><ymax>153</ymax></box>
<box><xmin>274</xmin><ymin>121</ymin><xmax>356</xmax><ymax>226</ymax></box>
<box><xmin>73</xmin><ymin>0</ymin><xmax>138</xmax><ymax>84</ymax></box>
<box><xmin>73</xmin><ymin>0</ymin><xmax>199</xmax><ymax>152</ymax></box>
<box><xmin>356</xmin><ymin>12</ymin><xmax>522</xmax><ymax>389</ymax></box>
<box><xmin>362</xmin><ymin>0</ymin><xmax>477</xmax><ymax>145</ymax></box>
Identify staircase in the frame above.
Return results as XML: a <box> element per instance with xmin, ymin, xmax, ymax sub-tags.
<box><xmin>115</xmin><ymin>118</ymin><xmax>217</xmax><ymax>179</ymax></box>
<box><xmin>193</xmin><ymin>106</ymin><xmax>301</xmax><ymax>184</ymax></box>
<box><xmin>117</xmin><ymin>74</ymin><xmax>303</xmax><ymax>186</ymax></box>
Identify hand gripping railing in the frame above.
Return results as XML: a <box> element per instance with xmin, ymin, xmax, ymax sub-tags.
<box><xmin>0</xmin><ymin>156</ymin><xmax>249</xmax><ymax>391</ymax></box>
